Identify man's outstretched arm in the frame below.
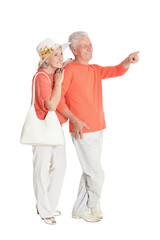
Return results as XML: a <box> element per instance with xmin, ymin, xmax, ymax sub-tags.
<box><xmin>98</xmin><ymin>51</ymin><xmax>140</xmax><ymax>80</ymax></box>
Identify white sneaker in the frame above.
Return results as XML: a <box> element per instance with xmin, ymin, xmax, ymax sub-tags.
<box><xmin>72</xmin><ymin>214</ymin><xmax>100</xmax><ymax>223</ymax></box>
<box><xmin>91</xmin><ymin>203</ymin><xmax>103</xmax><ymax>219</ymax></box>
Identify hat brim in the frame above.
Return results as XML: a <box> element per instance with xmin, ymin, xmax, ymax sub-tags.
<box><xmin>38</xmin><ymin>42</ymin><xmax>71</xmax><ymax>68</ymax></box>
<box><xmin>60</xmin><ymin>42</ymin><xmax>71</xmax><ymax>51</ymax></box>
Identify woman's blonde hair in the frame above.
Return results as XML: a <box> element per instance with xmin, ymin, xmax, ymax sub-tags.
<box><xmin>38</xmin><ymin>61</ymin><xmax>49</xmax><ymax>69</ymax></box>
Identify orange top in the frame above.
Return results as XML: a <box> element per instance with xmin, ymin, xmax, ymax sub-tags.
<box><xmin>32</xmin><ymin>69</ymin><xmax>68</xmax><ymax>124</ymax></box>
<box><xmin>57</xmin><ymin>61</ymin><xmax>128</xmax><ymax>133</ymax></box>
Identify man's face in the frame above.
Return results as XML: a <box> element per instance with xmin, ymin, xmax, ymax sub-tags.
<box><xmin>74</xmin><ymin>36</ymin><xmax>93</xmax><ymax>62</ymax></box>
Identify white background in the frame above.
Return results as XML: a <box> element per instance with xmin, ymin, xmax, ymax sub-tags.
<box><xmin>0</xmin><ymin>0</ymin><xmax>160</xmax><ymax>239</ymax></box>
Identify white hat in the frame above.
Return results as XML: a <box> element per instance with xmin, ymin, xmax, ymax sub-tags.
<box><xmin>36</xmin><ymin>38</ymin><xmax>71</xmax><ymax>68</ymax></box>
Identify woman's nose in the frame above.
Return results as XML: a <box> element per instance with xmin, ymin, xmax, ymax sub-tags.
<box><xmin>59</xmin><ymin>55</ymin><xmax>63</xmax><ymax>61</ymax></box>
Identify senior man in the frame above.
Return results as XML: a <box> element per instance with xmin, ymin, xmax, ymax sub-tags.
<box><xmin>57</xmin><ymin>31</ymin><xmax>139</xmax><ymax>222</ymax></box>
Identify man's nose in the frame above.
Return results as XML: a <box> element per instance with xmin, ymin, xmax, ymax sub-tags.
<box><xmin>88</xmin><ymin>45</ymin><xmax>92</xmax><ymax>51</ymax></box>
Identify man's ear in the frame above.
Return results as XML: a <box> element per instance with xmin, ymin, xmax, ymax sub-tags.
<box><xmin>71</xmin><ymin>48</ymin><xmax>77</xmax><ymax>56</ymax></box>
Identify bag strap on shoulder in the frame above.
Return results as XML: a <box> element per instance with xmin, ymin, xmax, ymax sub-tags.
<box><xmin>32</xmin><ymin>72</ymin><xmax>52</xmax><ymax>106</ymax></box>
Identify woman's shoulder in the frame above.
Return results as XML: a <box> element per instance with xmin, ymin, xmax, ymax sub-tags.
<box><xmin>37</xmin><ymin>69</ymin><xmax>50</xmax><ymax>77</ymax></box>
<box><xmin>33</xmin><ymin>70</ymin><xmax>53</xmax><ymax>87</ymax></box>
<box><xmin>35</xmin><ymin>70</ymin><xmax>52</xmax><ymax>80</ymax></box>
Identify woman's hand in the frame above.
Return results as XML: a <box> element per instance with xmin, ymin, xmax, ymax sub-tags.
<box><xmin>54</xmin><ymin>68</ymin><xmax>64</xmax><ymax>85</ymax></box>
<box><xmin>62</xmin><ymin>58</ymin><xmax>74</xmax><ymax>67</ymax></box>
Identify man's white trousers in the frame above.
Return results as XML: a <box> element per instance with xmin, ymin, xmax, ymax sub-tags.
<box><xmin>32</xmin><ymin>144</ymin><xmax>66</xmax><ymax>218</ymax></box>
<box><xmin>71</xmin><ymin>130</ymin><xmax>105</xmax><ymax>217</ymax></box>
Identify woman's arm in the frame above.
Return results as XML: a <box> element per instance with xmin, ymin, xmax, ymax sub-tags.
<box><xmin>44</xmin><ymin>69</ymin><xmax>64</xmax><ymax>111</ymax></box>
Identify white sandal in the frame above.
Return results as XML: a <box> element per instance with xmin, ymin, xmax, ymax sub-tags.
<box><xmin>42</xmin><ymin>217</ymin><xmax>56</xmax><ymax>225</ymax></box>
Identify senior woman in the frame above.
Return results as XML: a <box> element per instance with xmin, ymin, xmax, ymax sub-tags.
<box><xmin>32</xmin><ymin>38</ymin><xmax>70</xmax><ymax>225</ymax></box>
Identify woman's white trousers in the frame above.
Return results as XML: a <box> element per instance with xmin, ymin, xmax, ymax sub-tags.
<box><xmin>32</xmin><ymin>144</ymin><xmax>66</xmax><ymax>218</ymax></box>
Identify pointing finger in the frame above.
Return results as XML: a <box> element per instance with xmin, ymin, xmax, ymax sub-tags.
<box><xmin>130</xmin><ymin>51</ymin><xmax>140</xmax><ymax>56</ymax></box>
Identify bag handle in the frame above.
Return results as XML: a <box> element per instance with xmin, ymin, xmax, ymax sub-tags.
<box><xmin>32</xmin><ymin>72</ymin><xmax>51</xmax><ymax>106</ymax></box>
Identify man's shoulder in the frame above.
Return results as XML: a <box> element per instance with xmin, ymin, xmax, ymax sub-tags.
<box><xmin>64</xmin><ymin>62</ymin><xmax>102</xmax><ymax>74</ymax></box>
<box><xmin>89</xmin><ymin>64</ymin><xmax>101</xmax><ymax>71</ymax></box>
<box><xmin>64</xmin><ymin>62</ymin><xmax>76</xmax><ymax>71</ymax></box>
<box><xmin>64</xmin><ymin>62</ymin><xmax>100</xmax><ymax>69</ymax></box>
<box><xmin>90</xmin><ymin>64</ymin><xmax>100</xmax><ymax>68</ymax></box>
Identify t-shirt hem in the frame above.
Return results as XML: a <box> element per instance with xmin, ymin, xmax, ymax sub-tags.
<box><xmin>69</xmin><ymin>126</ymin><xmax>106</xmax><ymax>133</ymax></box>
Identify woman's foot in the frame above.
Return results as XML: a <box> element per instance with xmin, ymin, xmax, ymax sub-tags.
<box><xmin>42</xmin><ymin>217</ymin><xmax>56</xmax><ymax>225</ymax></box>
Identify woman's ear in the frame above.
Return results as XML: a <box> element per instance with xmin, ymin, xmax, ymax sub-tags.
<box><xmin>45</xmin><ymin>54</ymin><xmax>52</xmax><ymax>65</ymax></box>
<box><xmin>45</xmin><ymin>59</ymin><xmax>48</xmax><ymax>65</ymax></box>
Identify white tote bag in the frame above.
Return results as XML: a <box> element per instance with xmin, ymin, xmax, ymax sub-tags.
<box><xmin>20</xmin><ymin>72</ymin><xmax>64</xmax><ymax>146</ymax></box>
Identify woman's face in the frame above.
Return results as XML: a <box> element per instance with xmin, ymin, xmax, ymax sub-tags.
<box><xmin>46</xmin><ymin>47</ymin><xmax>63</xmax><ymax>69</ymax></box>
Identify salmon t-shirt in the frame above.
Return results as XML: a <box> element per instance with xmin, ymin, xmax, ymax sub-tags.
<box><xmin>31</xmin><ymin>69</ymin><xmax>68</xmax><ymax>124</ymax></box>
<box><xmin>57</xmin><ymin>61</ymin><xmax>128</xmax><ymax>133</ymax></box>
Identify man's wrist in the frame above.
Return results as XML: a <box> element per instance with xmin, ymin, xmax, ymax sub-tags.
<box><xmin>61</xmin><ymin>108</ymin><xmax>78</xmax><ymax>123</ymax></box>
<box><xmin>69</xmin><ymin>115</ymin><xmax>78</xmax><ymax>123</ymax></box>
<box><xmin>122</xmin><ymin>57</ymin><xmax>130</xmax><ymax>69</ymax></box>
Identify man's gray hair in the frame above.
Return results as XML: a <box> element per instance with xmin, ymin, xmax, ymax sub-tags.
<box><xmin>68</xmin><ymin>31</ymin><xmax>88</xmax><ymax>49</ymax></box>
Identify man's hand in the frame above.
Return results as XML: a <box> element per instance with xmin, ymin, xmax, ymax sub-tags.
<box><xmin>61</xmin><ymin>108</ymin><xmax>89</xmax><ymax>140</ymax></box>
<box><xmin>72</xmin><ymin>118</ymin><xmax>89</xmax><ymax>140</ymax></box>
<box><xmin>122</xmin><ymin>51</ymin><xmax>140</xmax><ymax>69</ymax></box>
